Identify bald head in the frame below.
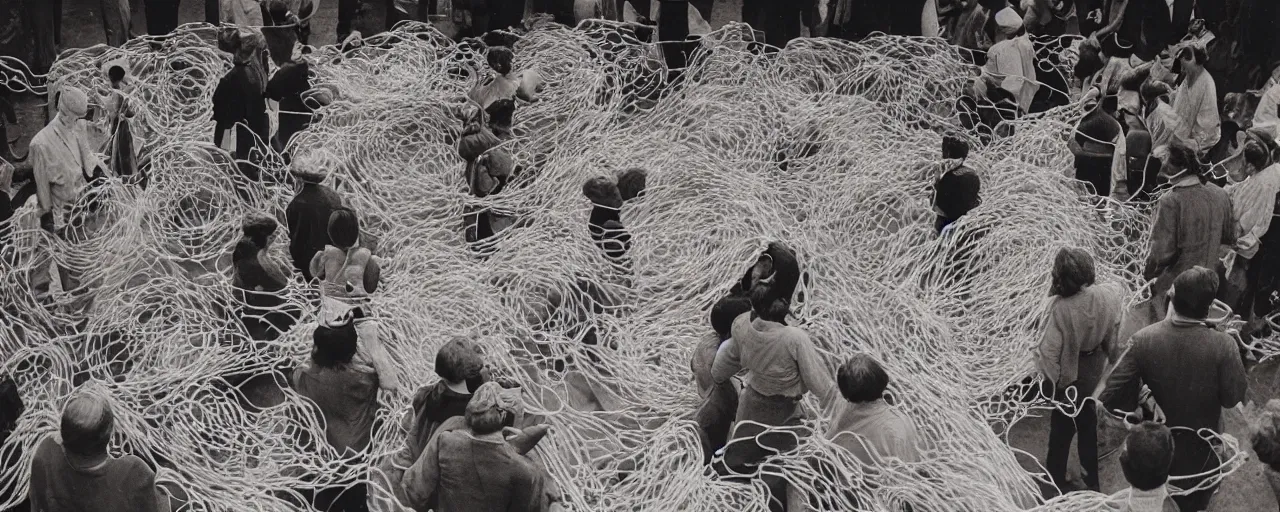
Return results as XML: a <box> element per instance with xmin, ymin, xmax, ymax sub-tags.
<box><xmin>61</xmin><ymin>394</ymin><xmax>114</xmax><ymax>456</ymax></box>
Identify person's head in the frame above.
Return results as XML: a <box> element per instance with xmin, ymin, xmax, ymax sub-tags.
<box><xmin>1161</xmin><ymin>142</ymin><xmax>1202</xmax><ymax>181</ymax></box>
<box><xmin>615</xmin><ymin>168</ymin><xmax>648</xmax><ymax>202</ymax></box>
<box><xmin>60</xmin><ymin>394</ymin><xmax>114</xmax><ymax>457</ymax></box>
<box><xmin>1140</xmin><ymin>81</ymin><xmax>1173</xmax><ymax>108</ymax></box>
<box><xmin>234</xmin><ymin>31</ymin><xmax>266</xmax><ymax>66</ymax></box>
<box><xmin>942</xmin><ymin>135</ymin><xmax>970</xmax><ymax>160</ymax></box>
<box><xmin>107</xmin><ymin>65</ymin><xmax>126</xmax><ymax>86</ymax></box>
<box><xmin>749</xmin><ymin>280</ymin><xmax>790</xmax><ymax>323</ymax></box>
<box><xmin>487</xmin><ymin>46</ymin><xmax>514</xmax><ymax>75</ymax></box>
<box><xmin>1119</xmin><ymin>421</ymin><xmax>1174</xmax><ymax>491</ymax></box>
<box><xmin>311</xmin><ymin>321</ymin><xmax>359</xmax><ymax>368</ymax></box>
<box><xmin>582</xmin><ymin>176</ymin><xmax>624</xmax><ymax>209</ymax></box>
<box><xmin>55</xmin><ymin>86</ymin><xmax>89</xmax><ymax>125</ymax></box>
<box><xmin>836</xmin><ymin>353</ymin><xmax>891</xmax><ymax>404</ymax></box>
<box><xmin>465</xmin><ymin>382</ymin><xmax>512</xmax><ymax>435</ymax></box>
<box><xmin>242</xmin><ymin>214</ymin><xmax>278</xmax><ymax>248</ymax></box>
<box><xmin>710</xmin><ymin>295</ymin><xmax>753</xmax><ymax>341</ymax></box>
<box><xmin>1050</xmin><ymin>247</ymin><xmax>1096</xmax><ymax>298</ymax></box>
<box><xmin>434</xmin><ymin>337</ymin><xmax>485</xmax><ymax>389</ymax></box>
<box><xmin>993</xmin><ymin>7</ymin><xmax>1023</xmax><ymax>40</ymax></box>
<box><xmin>1175</xmin><ymin>45</ymin><xmax>1208</xmax><ymax>76</ymax></box>
<box><xmin>1252</xmin><ymin>399</ymin><xmax>1280</xmax><ymax>472</ymax></box>
<box><xmin>1074</xmin><ymin>40</ymin><xmax>1105</xmax><ymax>80</ymax></box>
<box><xmin>1170</xmin><ymin>266</ymin><xmax>1218</xmax><ymax>319</ymax></box>
<box><xmin>1244</xmin><ymin>129</ymin><xmax>1279</xmax><ymax>173</ymax></box>
<box><xmin>327</xmin><ymin>209</ymin><xmax>360</xmax><ymax>249</ymax></box>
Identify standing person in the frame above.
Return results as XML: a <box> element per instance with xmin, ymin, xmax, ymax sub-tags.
<box><xmin>826</xmin><ymin>353</ymin><xmax>920</xmax><ymax>465</ymax></box>
<box><xmin>1143</xmin><ymin>143</ymin><xmax>1235</xmax><ymax>322</ymax></box>
<box><xmin>1109</xmin><ymin>422</ymin><xmax>1180</xmax><ymax>511</ymax></box>
<box><xmin>293</xmin><ymin>321</ymin><xmax>381</xmax><ymax>512</ymax></box>
<box><xmin>28</xmin><ymin>0</ymin><xmax>62</xmax><ymax>74</ymax></box>
<box><xmin>1254</xmin><ymin>80</ymin><xmax>1280</xmax><ymax>140</ymax></box>
<box><xmin>1036</xmin><ymin>247</ymin><xmax>1123</xmax><ymax>495</ymax></box>
<box><xmin>691</xmin><ymin>296</ymin><xmax>752</xmax><ymax>465</ymax></box>
<box><xmin>1226</xmin><ymin>130</ymin><xmax>1280</xmax><ymax>339</ymax></box>
<box><xmin>101</xmin><ymin>0</ymin><xmax>132</xmax><ymax>45</ymax></box>
<box><xmin>212</xmin><ymin>30</ymin><xmax>270</xmax><ymax>181</ymax></box>
<box><xmin>145</xmin><ymin>0</ymin><xmax>182</xmax><ymax>35</ymax></box>
<box><xmin>1100</xmin><ymin>267</ymin><xmax>1249</xmax><ymax>512</ymax></box>
<box><xmin>286</xmin><ymin>166</ymin><xmax>344</xmax><ymax>282</ymax></box>
<box><xmin>983</xmin><ymin>7</ymin><xmax>1039</xmax><ymax>115</ymax></box>
<box><xmin>232</xmin><ymin>214</ymin><xmax>296</xmax><ymax>341</ymax></box>
<box><xmin>310</xmin><ymin>209</ymin><xmax>400</xmax><ymax>393</ymax></box>
<box><xmin>1171</xmin><ymin>44</ymin><xmax>1220</xmax><ymax>157</ymax></box>
<box><xmin>102</xmin><ymin>61</ymin><xmax>142</xmax><ymax>180</ymax></box>
<box><xmin>931</xmin><ymin>135</ymin><xmax>982</xmax><ymax>235</ymax></box>
<box><xmin>27</xmin><ymin>394</ymin><xmax>162</xmax><ymax>512</ymax></box>
<box><xmin>265</xmin><ymin>58</ymin><xmax>315</xmax><ymax>152</ymax></box>
<box><xmin>1070</xmin><ymin>94</ymin><xmax>1124</xmax><ymax>197</ymax></box>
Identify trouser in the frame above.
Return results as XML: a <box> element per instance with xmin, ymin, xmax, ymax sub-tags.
<box><xmin>337</xmin><ymin>0</ymin><xmax>361</xmax><ymax>41</ymax></box>
<box><xmin>695</xmin><ymin>380</ymin><xmax>739</xmax><ymax>465</ymax></box>
<box><xmin>102</xmin><ymin>0</ymin><xmax>131</xmax><ymax>45</ymax></box>
<box><xmin>489</xmin><ymin>0</ymin><xmax>525</xmax><ymax>31</ymax></box>
<box><xmin>29</xmin><ymin>0</ymin><xmax>60</xmax><ymax>74</ymax></box>
<box><xmin>1045</xmin><ymin>384</ymin><xmax>1100</xmax><ymax>493</ymax></box>
<box><xmin>206</xmin><ymin>0</ymin><xmax>219</xmax><ymax>24</ymax></box>
<box><xmin>723</xmin><ymin>387</ymin><xmax>804</xmax><ymax>470</ymax></box>
<box><xmin>1074</xmin><ymin>154</ymin><xmax>1112</xmax><ymax>197</ymax></box>
<box><xmin>144</xmin><ymin>0</ymin><xmax>181</xmax><ymax>35</ymax></box>
<box><xmin>1077</xmin><ymin>0</ymin><xmax>1104</xmax><ymax>37</ymax></box>
<box><xmin>1170</xmin><ymin>0</ymin><xmax>1194</xmax><ymax>42</ymax></box>
<box><xmin>1169</xmin><ymin>430</ymin><xmax>1221</xmax><ymax>512</ymax></box>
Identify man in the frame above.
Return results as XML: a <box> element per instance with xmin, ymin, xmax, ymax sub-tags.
<box><xmin>30</xmin><ymin>86</ymin><xmax>108</xmax><ymax>298</ymax></box>
<box><xmin>1171</xmin><ymin>44</ymin><xmax>1220</xmax><ymax>156</ymax></box>
<box><xmin>982</xmin><ymin>7</ymin><xmax>1039</xmax><ymax>115</ymax></box>
<box><xmin>28</xmin><ymin>394</ymin><xmax>162</xmax><ymax>512</ymax></box>
<box><xmin>1143</xmin><ymin>143</ymin><xmax>1234</xmax><ymax>321</ymax></box>
<box><xmin>1071</xmin><ymin>93</ymin><xmax>1124</xmax><ymax>197</ymax></box>
<box><xmin>932</xmin><ymin>135</ymin><xmax>981</xmax><ymax>235</ymax></box>
<box><xmin>1109</xmin><ymin>422</ymin><xmax>1180</xmax><ymax>512</ymax></box>
<box><xmin>102</xmin><ymin>0</ymin><xmax>132</xmax><ymax>45</ymax></box>
<box><xmin>1100</xmin><ymin>267</ymin><xmax>1248</xmax><ymax>512</ymax></box>
<box><xmin>286</xmin><ymin>166</ymin><xmax>344</xmax><ymax>282</ymax></box>
<box><xmin>1142</xmin><ymin>81</ymin><xmax>1190</xmax><ymax>155</ymax></box>
<box><xmin>826</xmin><ymin>353</ymin><xmax>920</xmax><ymax>465</ymax></box>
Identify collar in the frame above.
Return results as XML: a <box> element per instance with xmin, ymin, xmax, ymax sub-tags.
<box><xmin>1167</xmin><ymin>309</ymin><xmax>1206</xmax><ymax>326</ymax></box>
<box><xmin>1126</xmin><ymin>485</ymin><xmax>1171</xmax><ymax>511</ymax></box>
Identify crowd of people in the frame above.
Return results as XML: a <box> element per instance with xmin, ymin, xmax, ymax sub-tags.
<box><xmin>4</xmin><ymin>0</ymin><xmax>1280</xmax><ymax>512</ymax></box>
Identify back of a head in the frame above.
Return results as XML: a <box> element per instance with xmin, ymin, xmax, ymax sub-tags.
<box><xmin>1243</xmin><ymin>129</ymin><xmax>1279</xmax><ymax>170</ymax></box>
<box><xmin>836</xmin><ymin>353</ymin><xmax>890</xmax><ymax>404</ymax></box>
<box><xmin>1171</xmin><ymin>266</ymin><xmax>1218</xmax><ymax>319</ymax></box>
<box><xmin>60</xmin><ymin>394</ymin><xmax>115</xmax><ymax>457</ymax></box>
<box><xmin>464</xmin><ymin>381</ymin><xmax>507</xmax><ymax>435</ymax></box>
<box><xmin>1120</xmin><ymin>421</ymin><xmax>1174</xmax><ymax>491</ymax></box>
<box><xmin>583</xmin><ymin>176</ymin><xmax>623</xmax><ymax>209</ymax></box>
<box><xmin>710</xmin><ymin>296</ymin><xmax>753</xmax><ymax>340</ymax></box>
<box><xmin>616</xmin><ymin>168</ymin><xmax>648</xmax><ymax>202</ymax></box>
<box><xmin>487</xmin><ymin>46</ymin><xmax>514</xmax><ymax>73</ymax></box>
<box><xmin>941</xmin><ymin>135</ymin><xmax>970</xmax><ymax>160</ymax></box>
<box><xmin>1141</xmin><ymin>81</ymin><xmax>1172</xmax><ymax>105</ymax></box>
<box><xmin>1163</xmin><ymin>142</ymin><xmax>1203</xmax><ymax>179</ymax></box>
<box><xmin>107</xmin><ymin>65</ymin><xmax>126</xmax><ymax>84</ymax></box>
<box><xmin>435</xmin><ymin>337</ymin><xmax>485</xmax><ymax>384</ymax></box>
<box><xmin>312</xmin><ymin>322</ymin><xmax>359</xmax><ymax>368</ymax></box>
<box><xmin>749</xmin><ymin>281</ymin><xmax>790</xmax><ymax>323</ymax></box>
<box><xmin>327</xmin><ymin>209</ymin><xmax>360</xmax><ymax>249</ymax></box>
<box><xmin>1050</xmin><ymin>247</ymin><xmax>1096</xmax><ymax>298</ymax></box>
<box><xmin>242</xmin><ymin>214</ymin><xmax>278</xmax><ymax>246</ymax></box>
<box><xmin>1253</xmin><ymin>399</ymin><xmax>1280</xmax><ymax>472</ymax></box>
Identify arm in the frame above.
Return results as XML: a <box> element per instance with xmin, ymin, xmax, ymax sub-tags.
<box><xmin>710</xmin><ymin>338</ymin><xmax>742</xmax><ymax>385</ymax></box>
<box><xmin>1098</xmin><ymin>342</ymin><xmax>1141</xmax><ymax>414</ymax></box>
<box><xmin>75</xmin><ymin>123</ymin><xmax>105</xmax><ymax>177</ymax></box>
<box><xmin>131</xmin><ymin>463</ymin><xmax>162</xmax><ymax>512</ymax></box>
<box><xmin>1035</xmin><ymin>308</ymin><xmax>1065</xmax><ymax>387</ymax></box>
<box><xmin>1194</xmin><ymin>84</ymin><xmax>1221</xmax><ymax>153</ymax></box>
<box><xmin>1254</xmin><ymin>86</ymin><xmax>1280</xmax><ymax>136</ymax></box>
<box><xmin>793</xmin><ymin>334</ymin><xmax>839</xmax><ymax>414</ymax></box>
<box><xmin>400</xmin><ymin>433</ymin><xmax>442</xmax><ymax>511</ymax></box>
<box><xmin>505</xmin><ymin>462</ymin><xmax>540</xmax><ymax>512</ymax></box>
<box><xmin>1092</xmin><ymin>0</ymin><xmax>1127</xmax><ymax>40</ymax></box>
<box><xmin>364</xmin><ymin>253</ymin><xmax>382</xmax><ymax>293</ymax></box>
<box><xmin>1218</xmin><ymin>336</ymin><xmax>1248</xmax><ymax>409</ymax></box>
<box><xmin>1143</xmin><ymin>198</ymin><xmax>1179</xmax><ymax>280</ymax></box>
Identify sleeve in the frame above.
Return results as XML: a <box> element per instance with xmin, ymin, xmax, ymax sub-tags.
<box><xmin>1111</xmin><ymin>132</ymin><xmax>1128</xmax><ymax>195</ymax></box>
<box><xmin>75</xmin><ymin>124</ymin><xmax>104</xmax><ymax>176</ymax></box>
<box><xmin>310</xmin><ymin>250</ymin><xmax>326</xmax><ymax>280</ymax></box>
<box><xmin>1254</xmin><ymin>86</ymin><xmax>1280</xmax><ymax>137</ymax></box>
<box><xmin>505</xmin><ymin>460</ymin><xmax>540</xmax><ymax>512</ymax></box>
<box><xmin>130</xmin><ymin>462</ymin><xmax>162</xmax><ymax>512</ymax></box>
<box><xmin>1098</xmin><ymin>342</ymin><xmax>1141</xmax><ymax>414</ymax></box>
<box><xmin>710</xmin><ymin>338</ymin><xmax>742</xmax><ymax>385</ymax></box>
<box><xmin>362</xmin><ymin>324</ymin><xmax>400</xmax><ymax>392</ymax></box>
<box><xmin>792</xmin><ymin>334</ymin><xmax>840</xmax><ymax>414</ymax></box>
<box><xmin>1195</xmin><ymin>84</ymin><xmax>1221</xmax><ymax>153</ymax></box>
<box><xmin>401</xmin><ymin>433</ymin><xmax>443</xmax><ymax>512</ymax></box>
<box><xmin>1101</xmin><ymin>293</ymin><xmax>1121</xmax><ymax>362</ymax></box>
<box><xmin>30</xmin><ymin>141</ymin><xmax>53</xmax><ymax>213</ymax></box>
<box><xmin>1035</xmin><ymin>307</ymin><xmax>1066</xmax><ymax>386</ymax></box>
<box><xmin>1218</xmin><ymin>336</ymin><xmax>1248</xmax><ymax>409</ymax></box>
<box><xmin>1143</xmin><ymin>197</ymin><xmax>1179</xmax><ymax>280</ymax></box>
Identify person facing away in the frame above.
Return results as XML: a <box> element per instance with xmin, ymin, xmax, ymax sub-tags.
<box><xmin>931</xmin><ymin>135</ymin><xmax>981</xmax><ymax>235</ymax></box>
<box><xmin>286</xmin><ymin>166</ymin><xmax>344</xmax><ymax>282</ymax></box>
<box><xmin>691</xmin><ymin>295</ymin><xmax>752</xmax><ymax>465</ymax></box>
<box><xmin>1251</xmin><ymin>399</ymin><xmax>1280</xmax><ymax>511</ymax></box>
<box><xmin>1071</xmin><ymin>93</ymin><xmax>1124</xmax><ymax>197</ymax></box>
<box><xmin>1036</xmin><ymin>247</ymin><xmax>1123</xmax><ymax>494</ymax></box>
<box><xmin>28</xmin><ymin>393</ymin><xmax>162</xmax><ymax>512</ymax></box>
<box><xmin>211</xmin><ymin>30</ymin><xmax>270</xmax><ymax>179</ymax></box>
<box><xmin>31</xmin><ymin>86</ymin><xmax>106</xmax><ymax>233</ymax></box>
<box><xmin>1143</xmin><ymin>142</ymin><xmax>1235</xmax><ymax>322</ymax></box>
<box><xmin>1100</xmin><ymin>267</ymin><xmax>1248</xmax><ymax>512</ymax></box>
<box><xmin>265</xmin><ymin>57</ymin><xmax>314</xmax><ymax>154</ymax></box>
<box><xmin>826</xmin><ymin>353</ymin><xmax>920</xmax><ymax>465</ymax></box>
<box><xmin>232</xmin><ymin>214</ymin><xmax>297</xmax><ymax>340</ymax></box>
<box><xmin>293</xmin><ymin>321</ymin><xmax>381</xmax><ymax>456</ymax></box>
<box><xmin>983</xmin><ymin>7</ymin><xmax>1039</xmax><ymax>114</ymax></box>
<box><xmin>1170</xmin><ymin>44</ymin><xmax>1220</xmax><ymax>156</ymax></box>
<box><xmin>310</xmin><ymin>209</ymin><xmax>399</xmax><ymax>392</ymax></box>
<box><xmin>400</xmin><ymin>382</ymin><xmax>546</xmax><ymax>512</ymax></box>
<box><xmin>711</xmin><ymin>276</ymin><xmax>841</xmax><ymax>472</ymax></box>
<box><xmin>1225</xmin><ymin>131</ymin><xmax>1280</xmax><ymax>325</ymax></box>
<box><xmin>1108</xmin><ymin>421</ymin><xmax>1180</xmax><ymax>512</ymax></box>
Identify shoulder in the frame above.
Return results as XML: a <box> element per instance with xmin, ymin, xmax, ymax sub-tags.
<box><xmin>33</xmin><ymin>435</ymin><xmax>61</xmax><ymax>463</ymax></box>
<box><xmin>115</xmin><ymin>454</ymin><xmax>156</xmax><ymax>479</ymax></box>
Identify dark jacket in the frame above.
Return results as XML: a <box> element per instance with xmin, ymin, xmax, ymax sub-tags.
<box><xmin>286</xmin><ymin>181</ymin><xmax>344</xmax><ymax>281</ymax></box>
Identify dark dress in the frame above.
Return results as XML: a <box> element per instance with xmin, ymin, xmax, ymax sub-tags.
<box><xmin>933</xmin><ymin>164</ymin><xmax>982</xmax><ymax>233</ymax></box>
<box><xmin>286</xmin><ymin>181</ymin><xmax>344</xmax><ymax>281</ymax></box>
<box><xmin>232</xmin><ymin>250</ymin><xmax>296</xmax><ymax>342</ymax></box>
<box><xmin>588</xmin><ymin>205</ymin><xmax>631</xmax><ymax>261</ymax></box>
<box><xmin>212</xmin><ymin>64</ymin><xmax>271</xmax><ymax>180</ymax></box>
<box><xmin>265</xmin><ymin>60</ymin><xmax>314</xmax><ymax>153</ymax></box>
<box><xmin>1073</xmin><ymin>109</ymin><xmax>1122</xmax><ymax>197</ymax></box>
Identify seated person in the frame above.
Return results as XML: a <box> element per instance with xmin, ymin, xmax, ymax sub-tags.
<box><xmin>931</xmin><ymin>135</ymin><xmax>981</xmax><ymax>234</ymax></box>
<box><xmin>1253</xmin><ymin>399</ymin><xmax>1280</xmax><ymax>511</ymax></box>
<box><xmin>399</xmin><ymin>382</ymin><xmax>550</xmax><ymax>512</ymax></box>
<box><xmin>28</xmin><ymin>393</ymin><xmax>162</xmax><ymax>512</ymax></box>
<box><xmin>232</xmin><ymin>214</ymin><xmax>296</xmax><ymax>341</ymax></box>
<box><xmin>583</xmin><ymin>176</ymin><xmax>631</xmax><ymax>262</ymax></box>
<box><xmin>310</xmin><ymin>209</ymin><xmax>399</xmax><ymax>392</ymax></box>
<box><xmin>827</xmin><ymin>353</ymin><xmax>920</xmax><ymax>465</ymax></box>
<box><xmin>691</xmin><ymin>296</ymin><xmax>751</xmax><ymax>464</ymax></box>
<box><xmin>1109</xmin><ymin>421</ymin><xmax>1179</xmax><ymax>511</ymax></box>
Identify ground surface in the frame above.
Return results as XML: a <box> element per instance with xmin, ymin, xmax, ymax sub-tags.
<box><xmin>10</xmin><ymin>1</ymin><xmax>1280</xmax><ymax>511</ymax></box>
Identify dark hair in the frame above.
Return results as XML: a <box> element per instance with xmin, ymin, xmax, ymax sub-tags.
<box><xmin>1140</xmin><ymin>81</ymin><xmax>1172</xmax><ymax>104</ymax></box>
<box><xmin>1163</xmin><ymin>142</ymin><xmax>1203</xmax><ymax>179</ymax></box>
<box><xmin>1100</xmin><ymin>95</ymin><xmax>1119</xmax><ymax>115</ymax></box>
<box><xmin>1244</xmin><ymin>129</ymin><xmax>1279</xmax><ymax>170</ymax></box>
<box><xmin>107</xmin><ymin>65</ymin><xmax>126</xmax><ymax>84</ymax></box>
<box><xmin>1177</xmin><ymin>45</ymin><xmax>1208</xmax><ymax>65</ymax></box>
<box><xmin>616</xmin><ymin>168</ymin><xmax>648</xmax><ymax>202</ymax></box>
<box><xmin>232</xmin><ymin>238</ymin><xmax>261</xmax><ymax>265</ymax></box>
<box><xmin>487</xmin><ymin>46</ymin><xmax>514</xmax><ymax>74</ymax></box>
<box><xmin>1170</xmin><ymin>266</ymin><xmax>1218</xmax><ymax>318</ymax></box>
<box><xmin>1050</xmin><ymin>247</ymin><xmax>1096</xmax><ymax>298</ymax></box>
<box><xmin>941</xmin><ymin>135</ymin><xmax>970</xmax><ymax>160</ymax></box>
<box><xmin>837</xmin><ymin>353</ymin><xmax>890</xmax><ymax>403</ymax></box>
<box><xmin>582</xmin><ymin>177</ymin><xmax>623</xmax><ymax>209</ymax></box>
<box><xmin>1120</xmin><ymin>422</ymin><xmax>1174</xmax><ymax>491</ymax></box>
<box><xmin>311</xmin><ymin>323</ymin><xmax>359</xmax><ymax>368</ymax></box>
<box><xmin>327</xmin><ymin>209</ymin><xmax>360</xmax><ymax>249</ymax></box>
<box><xmin>242</xmin><ymin>215</ymin><xmax>278</xmax><ymax>248</ymax></box>
<box><xmin>60</xmin><ymin>396</ymin><xmax>114</xmax><ymax>457</ymax></box>
<box><xmin>434</xmin><ymin>338</ymin><xmax>484</xmax><ymax>383</ymax></box>
<box><xmin>749</xmin><ymin>281</ymin><xmax>789</xmax><ymax>323</ymax></box>
<box><xmin>1074</xmin><ymin>42</ymin><xmax>1105</xmax><ymax>80</ymax></box>
<box><xmin>710</xmin><ymin>296</ymin><xmax>753</xmax><ymax>341</ymax></box>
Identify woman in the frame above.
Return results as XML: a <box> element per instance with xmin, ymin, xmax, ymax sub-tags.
<box><xmin>1036</xmin><ymin>247</ymin><xmax>1123</xmax><ymax>494</ymax></box>
<box><xmin>102</xmin><ymin>61</ymin><xmax>142</xmax><ymax>180</ymax></box>
<box><xmin>293</xmin><ymin>321</ymin><xmax>380</xmax><ymax>512</ymax></box>
<box><xmin>400</xmin><ymin>382</ymin><xmax>549</xmax><ymax>512</ymax></box>
<box><xmin>212</xmin><ymin>30</ymin><xmax>270</xmax><ymax>181</ymax></box>
<box><xmin>232</xmin><ymin>214</ymin><xmax>296</xmax><ymax>341</ymax></box>
<box><xmin>310</xmin><ymin>209</ymin><xmax>399</xmax><ymax>392</ymax></box>
<box><xmin>691</xmin><ymin>296</ymin><xmax>752</xmax><ymax>465</ymax></box>
<box><xmin>1070</xmin><ymin>94</ymin><xmax>1124</xmax><ymax>197</ymax></box>
<box><xmin>1227</xmin><ymin>130</ymin><xmax>1280</xmax><ymax>338</ymax></box>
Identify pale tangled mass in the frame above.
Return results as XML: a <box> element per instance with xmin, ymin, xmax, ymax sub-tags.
<box><xmin>0</xmin><ymin>20</ymin><xmax>1262</xmax><ymax>512</ymax></box>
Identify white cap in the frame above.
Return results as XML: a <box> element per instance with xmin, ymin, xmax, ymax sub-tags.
<box><xmin>995</xmin><ymin>7</ymin><xmax>1023</xmax><ymax>36</ymax></box>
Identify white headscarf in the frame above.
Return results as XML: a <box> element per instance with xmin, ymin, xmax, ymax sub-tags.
<box><xmin>995</xmin><ymin>7</ymin><xmax>1023</xmax><ymax>37</ymax></box>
